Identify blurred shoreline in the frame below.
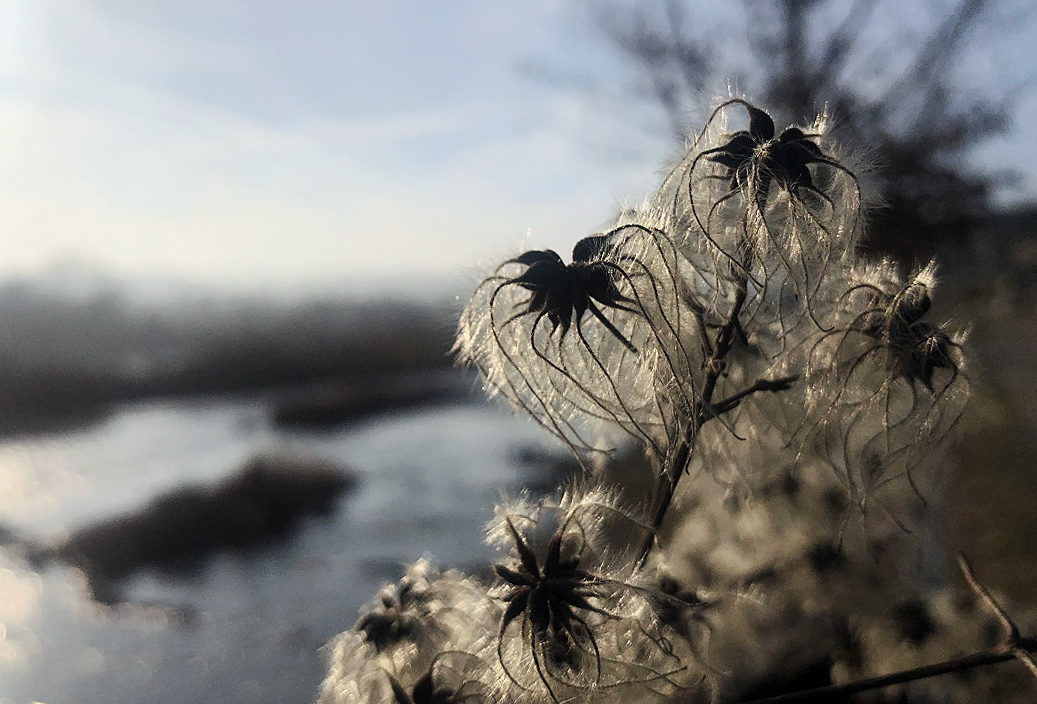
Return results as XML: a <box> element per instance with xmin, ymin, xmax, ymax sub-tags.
<box><xmin>26</xmin><ymin>454</ymin><xmax>360</xmax><ymax>607</ymax></box>
<box><xmin>0</xmin><ymin>275</ymin><xmax>462</xmax><ymax>437</ymax></box>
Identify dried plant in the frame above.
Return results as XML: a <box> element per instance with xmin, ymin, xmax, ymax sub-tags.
<box><xmin>321</xmin><ymin>99</ymin><xmax>1037</xmax><ymax>704</ymax></box>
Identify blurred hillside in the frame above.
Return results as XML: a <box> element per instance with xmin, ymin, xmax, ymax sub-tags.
<box><xmin>0</xmin><ymin>275</ymin><xmax>458</xmax><ymax>436</ymax></box>
<box><xmin>5</xmin><ymin>202</ymin><xmax>1037</xmax><ymax>440</ymax></box>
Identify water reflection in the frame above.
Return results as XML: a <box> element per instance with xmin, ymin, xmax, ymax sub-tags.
<box><xmin>0</xmin><ymin>398</ymin><xmax>562</xmax><ymax>704</ymax></box>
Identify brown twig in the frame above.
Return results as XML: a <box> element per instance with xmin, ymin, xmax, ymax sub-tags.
<box><xmin>737</xmin><ymin>555</ymin><xmax>1037</xmax><ymax>702</ymax></box>
<box><xmin>958</xmin><ymin>554</ymin><xmax>1037</xmax><ymax>682</ymax></box>
<box><xmin>737</xmin><ymin>645</ymin><xmax>1037</xmax><ymax>703</ymax></box>
<box><xmin>636</xmin><ymin>256</ymin><xmax>802</xmax><ymax>567</ymax></box>
<box><xmin>709</xmin><ymin>375</ymin><xmax>799</xmax><ymax>416</ymax></box>
<box><xmin>637</xmin><ymin>274</ymin><xmax>750</xmax><ymax>565</ymax></box>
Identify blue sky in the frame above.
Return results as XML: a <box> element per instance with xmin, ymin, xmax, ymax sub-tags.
<box><xmin>1</xmin><ymin>0</ymin><xmax>1035</xmax><ymax>295</ymax></box>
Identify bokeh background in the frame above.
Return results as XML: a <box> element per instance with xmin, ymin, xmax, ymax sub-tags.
<box><xmin>1</xmin><ymin>1</ymin><xmax>1037</xmax><ymax>702</ymax></box>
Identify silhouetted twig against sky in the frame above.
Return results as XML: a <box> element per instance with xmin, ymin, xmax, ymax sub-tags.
<box><xmin>595</xmin><ymin>0</ymin><xmax>1033</xmax><ymax>261</ymax></box>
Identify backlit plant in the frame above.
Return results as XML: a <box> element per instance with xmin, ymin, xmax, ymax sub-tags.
<box><xmin>320</xmin><ymin>99</ymin><xmax>1037</xmax><ymax>704</ymax></box>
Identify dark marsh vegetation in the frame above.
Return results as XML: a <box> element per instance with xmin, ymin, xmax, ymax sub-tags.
<box><xmin>27</xmin><ymin>454</ymin><xmax>360</xmax><ymax>606</ymax></box>
<box><xmin>0</xmin><ymin>279</ymin><xmax>460</xmax><ymax>436</ymax></box>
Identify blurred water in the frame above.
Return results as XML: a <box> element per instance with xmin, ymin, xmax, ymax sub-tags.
<box><xmin>0</xmin><ymin>398</ymin><xmax>553</xmax><ymax>704</ymax></box>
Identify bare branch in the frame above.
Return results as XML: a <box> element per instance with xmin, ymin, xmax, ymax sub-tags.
<box><xmin>959</xmin><ymin>554</ymin><xmax>1037</xmax><ymax>684</ymax></box>
<box><xmin>737</xmin><ymin>557</ymin><xmax>1037</xmax><ymax>702</ymax></box>
<box><xmin>593</xmin><ymin>0</ymin><xmax>1028</xmax><ymax>259</ymax></box>
<box><xmin>709</xmin><ymin>375</ymin><xmax>799</xmax><ymax>416</ymax></box>
<box><xmin>737</xmin><ymin>644</ymin><xmax>1036</xmax><ymax>702</ymax></box>
<box><xmin>637</xmin><ymin>270</ymin><xmax>753</xmax><ymax>565</ymax></box>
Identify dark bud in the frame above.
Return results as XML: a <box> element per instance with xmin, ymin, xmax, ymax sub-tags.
<box><xmin>511</xmin><ymin>249</ymin><xmax>564</xmax><ymax>267</ymax></box>
<box><xmin>747</xmin><ymin>104</ymin><xmax>776</xmax><ymax>142</ymax></box>
<box><xmin>389</xmin><ymin>674</ymin><xmax>414</xmax><ymax>704</ymax></box>
<box><xmin>807</xmin><ymin>543</ymin><xmax>844</xmax><ymax>573</ymax></box>
<box><xmin>411</xmin><ymin>669</ymin><xmax>436</xmax><ymax>704</ymax></box>
<box><xmin>893</xmin><ymin>282</ymin><xmax>932</xmax><ymax>327</ymax></box>
<box><xmin>572</xmin><ymin>234</ymin><xmax>612</xmax><ymax>263</ymax></box>
<box><xmin>893</xmin><ymin>600</ymin><xmax>937</xmax><ymax>645</ymax></box>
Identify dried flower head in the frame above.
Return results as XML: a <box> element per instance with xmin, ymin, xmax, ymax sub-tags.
<box><xmin>457</xmin><ymin>223</ymin><xmax>701</xmax><ymax>460</ymax></box>
<box><xmin>384</xmin><ymin>652</ymin><xmax>485</xmax><ymax>704</ymax></box>
<box><xmin>798</xmin><ymin>260</ymin><xmax>969</xmax><ymax>513</ymax></box>
<box><xmin>854</xmin><ymin>262</ymin><xmax>964</xmax><ymax>392</ymax></box>
<box><xmin>320</xmin><ymin>562</ymin><xmax>497</xmax><ymax>704</ymax></box>
<box><xmin>488</xmin><ymin>489</ymin><xmax>701</xmax><ymax>702</ymax></box>
<box><xmin>658</xmin><ymin>98</ymin><xmax>864</xmax><ymax>337</ymax></box>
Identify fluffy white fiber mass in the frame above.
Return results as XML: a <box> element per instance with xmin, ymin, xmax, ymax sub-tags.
<box><xmin>321</xmin><ymin>98</ymin><xmax>1033</xmax><ymax>703</ymax></box>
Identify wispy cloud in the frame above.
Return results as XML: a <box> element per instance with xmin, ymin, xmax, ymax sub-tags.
<box><xmin>0</xmin><ymin>0</ymin><xmax>673</xmax><ymax>290</ymax></box>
